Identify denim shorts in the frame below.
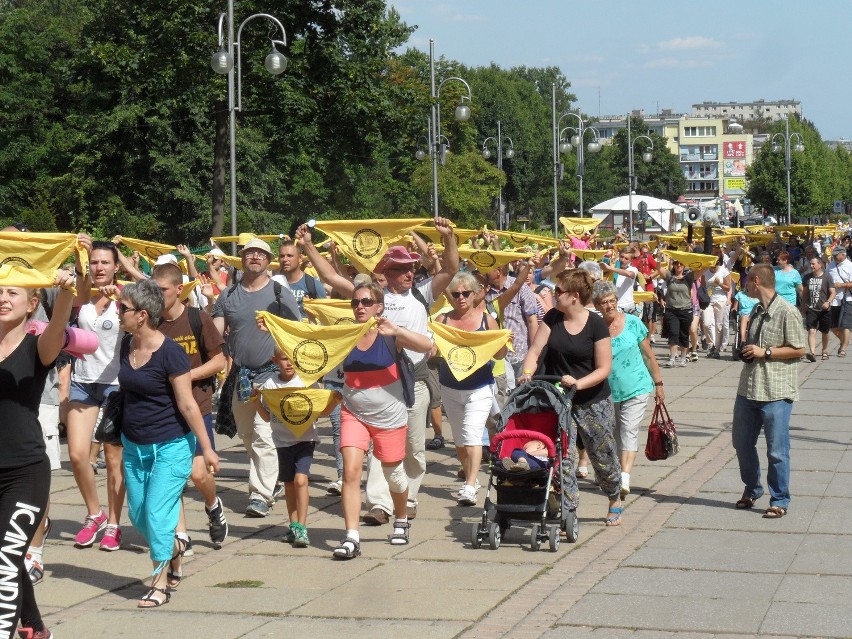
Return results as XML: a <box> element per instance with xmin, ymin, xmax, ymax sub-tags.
<box><xmin>276</xmin><ymin>441</ymin><xmax>316</xmax><ymax>483</ymax></box>
<box><xmin>69</xmin><ymin>381</ymin><xmax>119</xmax><ymax>407</ymax></box>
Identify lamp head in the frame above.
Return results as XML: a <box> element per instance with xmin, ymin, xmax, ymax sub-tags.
<box><xmin>454</xmin><ymin>103</ymin><xmax>471</xmax><ymax>122</ymax></box>
<box><xmin>772</xmin><ymin>144</ymin><xmax>781</xmax><ymax>153</ymax></box>
<box><xmin>504</xmin><ymin>147</ymin><xmax>514</xmax><ymax>160</ymax></box>
<box><xmin>264</xmin><ymin>45</ymin><xmax>287</xmax><ymax>75</ymax></box>
<box><xmin>559</xmin><ymin>141</ymin><xmax>572</xmax><ymax>154</ymax></box>
<box><xmin>415</xmin><ymin>149</ymin><xmax>427</xmax><ymax>161</ymax></box>
<box><xmin>587</xmin><ymin>141</ymin><xmax>601</xmax><ymax>153</ymax></box>
<box><xmin>211</xmin><ymin>49</ymin><xmax>234</xmax><ymax>74</ymax></box>
<box><xmin>481</xmin><ymin>148</ymin><xmax>491</xmax><ymax>160</ymax></box>
<box><xmin>642</xmin><ymin>151</ymin><xmax>653</xmax><ymax>163</ymax></box>
<box><xmin>793</xmin><ymin>143</ymin><xmax>805</xmax><ymax>153</ymax></box>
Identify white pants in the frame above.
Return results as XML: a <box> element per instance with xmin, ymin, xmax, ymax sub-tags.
<box><xmin>38</xmin><ymin>403</ymin><xmax>61</xmax><ymax>471</ymax></box>
<box><xmin>231</xmin><ymin>387</ymin><xmax>278</xmax><ymax>504</ymax></box>
<box><xmin>701</xmin><ymin>301</ymin><xmax>729</xmax><ymax>350</ymax></box>
<box><xmin>613</xmin><ymin>393</ymin><xmax>651</xmax><ymax>453</ymax></box>
<box><xmin>442</xmin><ymin>384</ymin><xmax>493</xmax><ymax>447</ymax></box>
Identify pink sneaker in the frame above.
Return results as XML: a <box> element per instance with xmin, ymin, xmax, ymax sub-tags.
<box><xmin>74</xmin><ymin>510</ymin><xmax>107</xmax><ymax>547</ymax></box>
<box><xmin>99</xmin><ymin>525</ymin><xmax>121</xmax><ymax>552</ymax></box>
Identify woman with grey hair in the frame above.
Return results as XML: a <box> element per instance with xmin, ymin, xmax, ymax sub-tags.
<box><xmin>435</xmin><ymin>271</ymin><xmax>507</xmax><ymax>506</ymax></box>
<box><xmin>592</xmin><ymin>279</ymin><xmax>664</xmax><ymax>497</ymax></box>
<box><xmin>118</xmin><ymin>279</ymin><xmax>219</xmax><ymax>608</ymax></box>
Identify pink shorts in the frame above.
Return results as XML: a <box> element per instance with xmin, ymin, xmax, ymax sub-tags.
<box><xmin>340</xmin><ymin>409</ymin><xmax>407</xmax><ymax>463</ymax></box>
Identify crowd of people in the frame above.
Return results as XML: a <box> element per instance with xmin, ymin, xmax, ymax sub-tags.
<box><xmin>1</xmin><ymin>218</ymin><xmax>850</xmax><ymax>635</ymax></box>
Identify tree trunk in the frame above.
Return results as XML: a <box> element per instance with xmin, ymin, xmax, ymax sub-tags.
<box><xmin>211</xmin><ymin>99</ymin><xmax>227</xmax><ymax>238</ymax></box>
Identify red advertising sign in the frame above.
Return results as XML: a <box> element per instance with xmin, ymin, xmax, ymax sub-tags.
<box><xmin>723</xmin><ymin>141</ymin><xmax>746</xmax><ymax>158</ymax></box>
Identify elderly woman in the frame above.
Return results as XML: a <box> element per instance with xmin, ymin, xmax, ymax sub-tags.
<box><xmin>592</xmin><ymin>280</ymin><xmax>665</xmax><ymax>497</ymax></box>
<box><xmin>519</xmin><ymin>270</ymin><xmax>624</xmax><ymax>526</ymax></box>
<box><xmin>334</xmin><ymin>283</ymin><xmax>432</xmax><ymax>559</ymax></box>
<box><xmin>435</xmin><ymin>272</ymin><xmax>507</xmax><ymax>506</ymax></box>
<box><xmin>117</xmin><ymin>280</ymin><xmax>220</xmax><ymax>608</ymax></box>
<box><xmin>658</xmin><ymin>259</ymin><xmax>695</xmax><ymax>368</ymax></box>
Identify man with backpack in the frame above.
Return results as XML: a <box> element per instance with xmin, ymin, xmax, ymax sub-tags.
<box><xmin>212</xmin><ymin>238</ymin><xmax>301</xmax><ymax>517</ymax></box>
<box><xmin>273</xmin><ymin>238</ymin><xmax>327</xmax><ymax>315</ymax></box>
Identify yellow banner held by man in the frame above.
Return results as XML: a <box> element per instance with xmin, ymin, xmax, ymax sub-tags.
<box><xmin>259</xmin><ymin>312</ymin><xmax>375</xmax><ymax>385</ymax></box>
<box><xmin>302</xmin><ymin>298</ymin><xmax>356</xmax><ymax>325</ymax></box>
<box><xmin>660</xmin><ymin>250</ymin><xmax>719</xmax><ymax>271</ymax></box>
<box><xmin>559</xmin><ymin>217</ymin><xmax>603</xmax><ymax>238</ymax></box>
<box><xmin>570</xmin><ymin>249</ymin><xmax>610</xmax><ymax>262</ymax></box>
<box><xmin>429</xmin><ymin>321</ymin><xmax>511</xmax><ymax>382</ymax></box>
<box><xmin>259</xmin><ymin>387</ymin><xmax>342</xmax><ymax>438</ymax></box>
<box><xmin>458</xmin><ymin>247</ymin><xmax>530</xmax><ymax>272</ymax></box>
<box><xmin>117</xmin><ymin>237</ymin><xmax>176</xmax><ymax>262</ymax></box>
<box><xmin>314</xmin><ymin>218</ymin><xmax>432</xmax><ymax>273</ymax></box>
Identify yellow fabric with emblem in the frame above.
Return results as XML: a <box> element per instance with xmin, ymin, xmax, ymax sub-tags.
<box><xmin>660</xmin><ymin>250</ymin><xmax>719</xmax><ymax>271</ymax></box>
<box><xmin>559</xmin><ymin>217</ymin><xmax>603</xmax><ymax>238</ymax></box>
<box><xmin>428</xmin><ymin>321</ymin><xmax>512</xmax><ymax>382</ymax></box>
<box><xmin>258</xmin><ymin>387</ymin><xmax>342</xmax><ymax>438</ymax></box>
<box><xmin>570</xmin><ymin>248</ymin><xmax>609</xmax><ymax>262</ymax></box>
<box><xmin>314</xmin><ymin>218</ymin><xmax>432</xmax><ymax>273</ymax></box>
<box><xmin>258</xmin><ymin>312</ymin><xmax>375</xmax><ymax>385</ymax></box>
<box><xmin>302</xmin><ymin>298</ymin><xmax>356</xmax><ymax>325</ymax></box>
<box><xmin>458</xmin><ymin>246</ymin><xmax>530</xmax><ymax>271</ymax></box>
<box><xmin>0</xmin><ymin>232</ymin><xmax>88</xmax><ymax>294</ymax></box>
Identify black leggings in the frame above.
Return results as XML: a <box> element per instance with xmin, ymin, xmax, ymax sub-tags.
<box><xmin>0</xmin><ymin>457</ymin><xmax>50</xmax><ymax>635</ymax></box>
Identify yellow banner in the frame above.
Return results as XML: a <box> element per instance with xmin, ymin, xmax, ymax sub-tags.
<box><xmin>302</xmin><ymin>298</ymin><xmax>356</xmax><ymax>325</ymax></box>
<box><xmin>218</xmin><ymin>253</ymin><xmax>280</xmax><ymax>272</ymax></box>
<box><xmin>314</xmin><ymin>218</ymin><xmax>432</xmax><ymax>273</ymax></box>
<box><xmin>259</xmin><ymin>312</ymin><xmax>375</xmax><ymax>385</ymax></box>
<box><xmin>414</xmin><ymin>225</ymin><xmax>480</xmax><ymax>246</ymax></box>
<box><xmin>429</xmin><ymin>321</ymin><xmax>511</xmax><ymax>382</ymax></box>
<box><xmin>634</xmin><ymin>291</ymin><xmax>656</xmax><ymax>303</ymax></box>
<box><xmin>118</xmin><ymin>237</ymin><xmax>176</xmax><ymax>262</ymax></box>
<box><xmin>559</xmin><ymin>217</ymin><xmax>603</xmax><ymax>238</ymax></box>
<box><xmin>492</xmin><ymin>230</ymin><xmax>561</xmax><ymax>248</ymax></box>
<box><xmin>259</xmin><ymin>387</ymin><xmax>342</xmax><ymax>438</ymax></box>
<box><xmin>660</xmin><ymin>250</ymin><xmax>719</xmax><ymax>271</ymax></box>
<box><xmin>210</xmin><ymin>234</ymin><xmax>281</xmax><ymax>244</ymax></box>
<box><xmin>179</xmin><ymin>279</ymin><xmax>200</xmax><ymax>302</ymax></box>
<box><xmin>570</xmin><ymin>249</ymin><xmax>610</xmax><ymax>262</ymax></box>
<box><xmin>458</xmin><ymin>247</ymin><xmax>530</xmax><ymax>271</ymax></box>
<box><xmin>0</xmin><ymin>232</ymin><xmax>87</xmax><ymax>294</ymax></box>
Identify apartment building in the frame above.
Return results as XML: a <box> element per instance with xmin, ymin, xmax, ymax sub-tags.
<box><xmin>691</xmin><ymin>99</ymin><xmax>801</xmax><ymax>122</ymax></box>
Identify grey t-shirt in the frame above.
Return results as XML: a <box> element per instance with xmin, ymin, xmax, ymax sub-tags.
<box><xmin>212</xmin><ymin>280</ymin><xmax>300</xmax><ymax>370</ymax></box>
<box><xmin>35</xmin><ymin>288</ymin><xmax>61</xmax><ymax>406</ymax></box>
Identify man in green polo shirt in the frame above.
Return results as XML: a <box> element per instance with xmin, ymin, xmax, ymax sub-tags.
<box><xmin>732</xmin><ymin>263</ymin><xmax>805</xmax><ymax>519</ymax></box>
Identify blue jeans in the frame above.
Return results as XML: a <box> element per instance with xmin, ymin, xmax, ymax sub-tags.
<box><xmin>731</xmin><ymin>395</ymin><xmax>792</xmax><ymax>509</ymax></box>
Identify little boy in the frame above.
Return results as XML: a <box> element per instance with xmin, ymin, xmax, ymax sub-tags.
<box><xmin>254</xmin><ymin>350</ymin><xmax>318</xmax><ymax>547</ymax></box>
<box><xmin>502</xmin><ymin>439</ymin><xmax>549</xmax><ymax>472</ymax></box>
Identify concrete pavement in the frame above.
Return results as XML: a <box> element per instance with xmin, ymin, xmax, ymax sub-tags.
<box><xmin>37</xmin><ymin>338</ymin><xmax>850</xmax><ymax>638</ymax></box>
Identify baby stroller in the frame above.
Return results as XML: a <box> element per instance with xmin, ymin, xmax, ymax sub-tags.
<box><xmin>470</xmin><ymin>377</ymin><xmax>578</xmax><ymax>552</ymax></box>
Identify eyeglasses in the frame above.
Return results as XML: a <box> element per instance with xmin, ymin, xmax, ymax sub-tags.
<box><xmin>242</xmin><ymin>249</ymin><xmax>270</xmax><ymax>258</ymax></box>
<box><xmin>119</xmin><ymin>303</ymin><xmax>138</xmax><ymax>315</ymax></box>
<box><xmin>598</xmin><ymin>298</ymin><xmax>618</xmax><ymax>308</ymax></box>
<box><xmin>450</xmin><ymin>290</ymin><xmax>473</xmax><ymax>299</ymax></box>
<box><xmin>350</xmin><ymin>297</ymin><xmax>377</xmax><ymax>309</ymax></box>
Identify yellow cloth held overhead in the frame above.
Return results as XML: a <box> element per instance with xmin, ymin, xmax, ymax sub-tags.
<box><xmin>210</xmin><ymin>234</ymin><xmax>281</xmax><ymax>244</ymax></box>
<box><xmin>259</xmin><ymin>311</ymin><xmax>375</xmax><ymax>385</ymax></box>
<box><xmin>217</xmin><ymin>253</ymin><xmax>280</xmax><ymax>272</ymax></box>
<box><xmin>660</xmin><ymin>250</ymin><xmax>719</xmax><ymax>271</ymax></box>
<box><xmin>0</xmin><ymin>232</ymin><xmax>88</xmax><ymax>294</ymax></box>
<box><xmin>457</xmin><ymin>246</ymin><xmax>530</xmax><ymax>271</ymax></box>
<box><xmin>490</xmin><ymin>230</ymin><xmax>561</xmax><ymax>248</ymax></box>
<box><xmin>258</xmin><ymin>387</ymin><xmax>342</xmax><ymax>438</ymax></box>
<box><xmin>429</xmin><ymin>321</ymin><xmax>512</xmax><ymax>382</ymax></box>
<box><xmin>570</xmin><ymin>248</ymin><xmax>610</xmax><ymax>262</ymax></box>
<box><xmin>414</xmin><ymin>225</ymin><xmax>480</xmax><ymax>246</ymax></box>
<box><xmin>314</xmin><ymin>218</ymin><xmax>432</xmax><ymax>273</ymax></box>
<box><xmin>118</xmin><ymin>237</ymin><xmax>176</xmax><ymax>262</ymax></box>
<box><xmin>179</xmin><ymin>279</ymin><xmax>200</xmax><ymax>302</ymax></box>
<box><xmin>302</xmin><ymin>298</ymin><xmax>356</xmax><ymax>325</ymax></box>
<box><xmin>559</xmin><ymin>217</ymin><xmax>603</xmax><ymax>238</ymax></box>
<box><xmin>633</xmin><ymin>290</ymin><xmax>656</xmax><ymax>303</ymax></box>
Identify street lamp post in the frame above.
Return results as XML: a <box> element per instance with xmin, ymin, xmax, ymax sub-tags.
<box><xmin>211</xmin><ymin>3</ymin><xmax>288</xmax><ymax>249</ymax></box>
<box><xmin>558</xmin><ymin>115</ymin><xmax>601</xmax><ymax>217</ymax></box>
<box><xmin>771</xmin><ymin>114</ymin><xmax>805</xmax><ymax>225</ymax></box>
<box><xmin>626</xmin><ymin>115</ymin><xmax>653</xmax><ymax>240</ymax></box>
<box><xmin>481</xmin><ymin>120</ymin><xmax>514</xmax><ymax>230</ymax></box>
<box><xmin>419</xmin><ymin>39</ymin><xmax>472</xmax><ymax>220</ymax></box>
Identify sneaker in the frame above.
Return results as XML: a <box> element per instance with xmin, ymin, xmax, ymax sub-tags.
<box><xmin>620</xmin><ymin>471</ymin><xmax>631</xmax><ymax>498</ymax></box>
<box><xmin>272</xmin><ymin>482</ymin><xmax>285</xmax><ymax>501</ymax></box>
<box><xmin>707</xmin><ymin>347</ymin><xmax>716</xmax><ymax>358</ymax></box>
<box><xmin>282</xmin><ymin>522</ymin><xmax>296</xmax><ymax>543</ymax></box>
<box><xmin>690</xmin><ymin>351</ymin><xmax>698</xmax><ymax>362</ymax></box>
<box><xmin>292</xmin><ymin>523</ymin><xmax>310</xmax><ymax>548</ymax></box>
<box><xmin>74</xmin><ymin>511</ymin><xmax>107</xmax><ymax>547</ymax></box>
<box><xmin>245</xmin><ymin>498</ymin><xmax>270</xmax><ymax>518</ymax></box>
<box><xmin>99</xmin><ymin>525</ymin><xmax>121</xmax><ymax>551</ymax></box>
<box><xmin>17</xmin><ymin>627</ymin><xmax>52</xmax><ymax>638</ymax></box>
<box><xmin>206</xmin><ymin>497</ymin><xmax>228</xmax><ymax>547</ymax></box>
<box><xmin>457</xmin><ymin>484</ymin><xmax>478</xmax><ymax>506</ymax></box>
<box><xmin>665</xmin><ymin>356</ymin><xmax>675</xmax><ymax>368</ymax></box>
<box><xmin>25</xmin><ymin>554</ymin><xmax>44</xmax><ymax>586</ymax></box>
<box><xmin>183</xmin><ymin>536</ymin><xmax>194</xmax><ymax>557</ymax></box>
<box><xmin>456</xmin><ymin>478</ymin><xmax>481</xmax><ymax>495</ymax></box>
<box><xmin>712</xmin><ymin>350</ymin><xmax>721</xmax><ymax>360</ymax></box>
<box><xmin>649</xmin><ymin>334</ymin><xmax>657</xmax><ymax>344</ymax></box>
<box><xmin>426</xmin><ymin>435</ymin><xmax>445</xmax><ymax>450</ymax></box>
<box><xmin>679</xmin><ymin>356</ymin><xmax>688</xmax><ymax>367</ymax></box>
<box><xmin>326</xmin><ymin>479</ymin><xmax>343</xmax><ymax>496</ymax></box>
<box><xmin>362</xmin><ymin>507</ymin><xmax>389</xmax><ymax>526</ymax></box>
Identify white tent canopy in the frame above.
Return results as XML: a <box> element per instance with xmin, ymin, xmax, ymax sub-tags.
<box><xmin>589</xmin><ymin>194</ymin><xmax>685</xmax><ymax>232</ymax></box>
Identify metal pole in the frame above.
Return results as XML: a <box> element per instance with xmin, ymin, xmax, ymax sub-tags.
<box><xmin>497</xmin><ymin>120</ymin><xmax>503</xmax><ymax>230</ymax></box>
<box><xmin>577</xmin><ymin>113</ymin><xmax>584</xmax><ymax>217</ymax></box>
<box><xmin>227</xmin><ymin>0</ymin><xmax>237</xmax><ymax>253</ymax></box>
<box><xmin>430</xmin><ymin>39</ymin><xmax>439</xmax><ymax>220</ymax></box>
<box><xmin>627</xmin><ymin>114</ymin><xmax>634</xmax><ymax>240</ymax></box>
<box><xmin>785</xmin><ymin>115</ymin><xmax>792</xmax><ymax>225</ymax></box>
<box><xmin>552</xmin><ymin>83</ymin><xmax>559</xmax><ymax>238</ymax></box>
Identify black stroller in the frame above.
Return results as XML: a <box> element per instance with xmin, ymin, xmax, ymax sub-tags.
<box><xmin>470</xmin><ymin>378</ymin><xmax>579</xmax><ymax>552</ymax></box>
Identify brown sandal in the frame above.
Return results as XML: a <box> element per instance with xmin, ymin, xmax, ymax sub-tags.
<box><xmin>763</xmin><ymin>506</ymin><xmax>787</xmax><ymax>519</ymax></box>
<box><xmin>735</xmin><ymin>496</ymin><xmax>759</xmax><ymax>509</ymax></box>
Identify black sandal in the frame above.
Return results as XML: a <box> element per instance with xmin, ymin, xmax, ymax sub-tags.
<box><xmin>389</xmin><ymin>521</ymin><xmax>410</xmax><ymax>545</ymax></box>
<box><xmin>332</xmin><ymin>536</ymin><xmax>361</xmax><ymax>560</ymax></box>
<box><xmin>426</xmin><ymin>435</ymin><xmax>445</xmax><ymax>450</ymax></box>
<box><xmin>138</xmin><ymin>585</ymin><xmax>170</xmax><ymax>608</ymax></box>
<box><xmin>168</xmin><ymin>535</ymin><xmax>187</xmax><ymax>589</ymax></box>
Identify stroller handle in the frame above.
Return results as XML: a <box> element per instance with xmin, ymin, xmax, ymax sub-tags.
<box><xmin>529</xmin><ymin>376</ymin><xmax>577</xmax><ymax>399</ymax></box>
<box><xmin>490</xmin><ymin>429</ymin><xmax>556</xmax><ymax>457</ymax></box>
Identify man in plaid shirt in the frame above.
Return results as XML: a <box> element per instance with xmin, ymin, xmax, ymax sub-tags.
<box><xmin>732</xmin><ymin>263</ymin><xmax>806</xmax><ymax>520</ymax></box>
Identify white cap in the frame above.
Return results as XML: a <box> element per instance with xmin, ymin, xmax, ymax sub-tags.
<box><xmin>154</xmin><ymin>254</ymin><xmax>178</xmax><ymax>266</ymax></box>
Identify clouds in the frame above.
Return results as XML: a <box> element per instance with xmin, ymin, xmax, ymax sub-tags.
<box><xmin>658</xmin><ymin>36</ymin><xmax>723</xmax><ymax>50</ymax></box>
<box><xmin>642</xmin><ymin>35</ymin><xmax>725</xmax><ymax>70</ymax></box>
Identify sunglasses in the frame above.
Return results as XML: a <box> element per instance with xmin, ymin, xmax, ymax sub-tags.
<box><xmin>118</xmin><ymin>302</ymin><xmax>138</xmax><ymax>315</ymax></box>
<box><xmin>386</xmin><ymin>264</ymin><xmax>415</xmax><ymax>273</ymax></box>
<box><xmin>350</xmin><ymin>297</ymin><xmax>377</xmax><ymax>309</ymax></box>
<box><xmin>450</xmin><ymin>290</ymin><xmax>473</xmax><ymax>299</ymax></box>
<box><xmin>554</xmin><ymin>287</ymin><xmax>567</xmax><ymax>297</ymax></box>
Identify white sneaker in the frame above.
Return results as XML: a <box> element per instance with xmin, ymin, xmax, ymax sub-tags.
<box><xmin>650</xmin><ymin>335</ymin><xmax>657</xmax><ymax>344</ymax></box>
<box><xmin>680</xmin><ymin>356</ymin><xmax>688</xmax><ymax>367</ymax></box>
<box><xmin>620</xmin><ymin>472</ymin><xmax>630</xmax><ymax>498</ymax></box>
<box><xmin>326</xmin><ymin>479</ymin><xmax>342</xmax><ymax>496</ymax></box>
<box><xmin>457</xmin><ymin>484</ymin><xmax>478</xmax><ymax>506</ymax></box>
<box><xmin>456</xmin><ymin>478</ymin><xmax>481</xmax><ymax>495</ymax></box>
<box><xmin>665</xmin><ymin>357</ymin><xmax>675</xmax><ymax>368</ymax></box>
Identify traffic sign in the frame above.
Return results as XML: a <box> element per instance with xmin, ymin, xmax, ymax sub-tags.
<box><xmin>835</xmin><ymin>200</ymin><xmax>844</xmax><ymax>214</ymax></box>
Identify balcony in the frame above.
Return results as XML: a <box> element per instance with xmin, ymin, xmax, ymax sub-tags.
<box><xmin>702</xmin><ymin>153</ymin><xmax>717</xmax><ymax>160</ymax></box>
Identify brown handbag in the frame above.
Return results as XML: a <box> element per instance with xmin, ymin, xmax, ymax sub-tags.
<box><xmin>645</xmin><ymin>401</ymin><xmax>680</xmax><ymax>461</ymax></box>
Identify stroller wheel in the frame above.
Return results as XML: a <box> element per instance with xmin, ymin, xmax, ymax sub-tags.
<box><xmin>548</xmin><ymin>524</ymin><xmax>561</xmax><ymax>552</ymax></box>
<box><xmin>470</xmin><ymin>523</ymin><xmax>482</xmax><ymax>549</ymax></box>
<box><xmin>562</xmin><ymin>509</ymin><xmax>580</xmax><ymax>543</ymax></box>
<box><xmin>487</xmin><ymin>522</ymin><xmax>501</xmax><ymax>550</ymax></box>
<box><xmin>530</xmin><ymin>523</ymin><xmax>541</xmax><ymax>551</ymax></box>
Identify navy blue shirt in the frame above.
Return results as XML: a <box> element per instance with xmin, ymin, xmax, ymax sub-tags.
<box><xmin>119</xmin><ymin>337</ymin><xmax>191</xmax><ymax>445</ymax></box>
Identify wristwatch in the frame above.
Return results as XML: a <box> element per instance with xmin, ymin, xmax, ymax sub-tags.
<box><xmin>764</xmin><ymin>347</ymin><xmax>773</xmax><ymax>360</ymax></box>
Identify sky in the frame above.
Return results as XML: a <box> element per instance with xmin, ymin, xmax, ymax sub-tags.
<box><xmin>391</xmin><ymin>1</ymin><xmax>851</xmax><ymax>141</ymax></box>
